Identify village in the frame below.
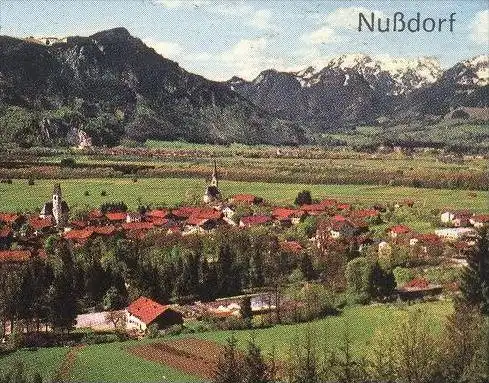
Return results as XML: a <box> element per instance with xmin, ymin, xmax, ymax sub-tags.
<box><xmin>0</xmin><ymin>162</ymin><xmax>487</xmax><ymax>338</ymax></box>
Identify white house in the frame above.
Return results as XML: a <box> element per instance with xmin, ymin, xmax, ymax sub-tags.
<box><xmin>434</xmin><ymin>227</ymin><xmax>477</xmax><ymax>241</ymax></box>
<box><xmin>126</xmin><ymin>296</ymin><xmax>183</xmax><ymax>332</ymax></box>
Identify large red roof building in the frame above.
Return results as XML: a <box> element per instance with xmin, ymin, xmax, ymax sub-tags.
<box><xmin>126</xmin><ymin>296</ymin><xmax>183</xmax><ymax>332</ymax></box>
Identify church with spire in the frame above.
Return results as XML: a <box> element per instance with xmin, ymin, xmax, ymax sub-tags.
<box><xmin>39</xmin><ymin>183</ymin><xmax>69</xmax><ymax>228</ymax></box>
<box><xmin>203</xmin><ymin>160</ymin><xmax>221</xmax><ymax>204</ymax></box>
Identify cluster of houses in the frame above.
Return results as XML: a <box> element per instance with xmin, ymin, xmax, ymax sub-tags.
<box><xmin>0</xmin><ymin>165</ymin><xmax>487</xmax><ymax>333</ymax></box>
<box><xmin>0</xmin><ymin>162</ymin><xmax>487</xmax><ymax>266</ymax></box>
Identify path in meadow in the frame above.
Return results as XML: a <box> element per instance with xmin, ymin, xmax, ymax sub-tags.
<box><xmin>53</xmin><ymin>344</ymin><xmax>86</xmax><ymax>382</ymax></box>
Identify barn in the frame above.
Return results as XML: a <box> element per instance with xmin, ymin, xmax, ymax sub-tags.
<box><xmin>126</xmin><ymin>296</ymin><xmax>183</xmax><ymax>332</ymax></box>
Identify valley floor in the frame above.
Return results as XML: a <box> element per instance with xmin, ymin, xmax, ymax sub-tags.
<box><xmin>1</xmin><ymin>177</ymin><xmax>488</xmax><ymax>213</ymax></box>
<box><xmin>0</xmin><ymin>301</ymin><xmax>453</xmax><ymax>383</ymax></box>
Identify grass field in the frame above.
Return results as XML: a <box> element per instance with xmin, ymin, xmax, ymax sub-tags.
<box><xmin>0</xmin><ymin>301</ymin><xmax>453</xmax><ymax>382</ymax></box>
<box><xmin>0</xmin><ymin>346</ymin><xmax>68</xmax><ymax>381</ymax></box>
<box><xmin>195</xmin><ymin>300</ymin><xmax>452</xmax><ymax>359</ymax></box>
<box><xmin>0</xmin><ymin>177</ymin><xmax>487</xmax><ymax>213</ymax></box>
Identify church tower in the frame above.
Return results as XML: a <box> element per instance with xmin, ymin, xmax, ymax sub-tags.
<box><xmin>210</xmin><ymin>159</ymin><xmax>218</xmax><ymax>188</ymax></box>
<box><xmin>52</xmin><ymin>183</ymin><xmax>63</xmax><ymax>227</ymax></box>
<box><xmin>203</xmin><ymin>160</ymin><xmax>221</xmax><ymax>203</ymax></box>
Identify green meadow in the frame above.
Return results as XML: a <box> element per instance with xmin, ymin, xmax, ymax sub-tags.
<box><xmin>0</xmin><ymin>178</ymin><xmax>487</xmax><ymax>213</ymax></box>
<box><xmin>0</xmin><ymin>301</ymin><xmax>452</xmax><ymax>383</ymax></box>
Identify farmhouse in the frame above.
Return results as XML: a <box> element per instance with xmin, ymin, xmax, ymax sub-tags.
<box><xmin>272</xmin><ymin>207</ymin><xmax>305</xmax><ymax>225</ymax></box>
<box><xmin>230</xmin><ymin>194</ymin><xmax>262</xmax><ymax>205</ymax></box>
<box><xmin>125</xmin><ymin>212</ymin><xmax>143</xmax><ymax>223</ymax></box>
<box><xmin>126</xmin><ymin>296</ymin><xmax>183</xmax><ymax>332</ymax></box>
<box><xmin>0</xmin><ymin>250</ymin><xmax>32</xmax><ymax>264</ymax></box>
<box><xmin>0</xmin><ymin>213</ymin><xmax>22</xmax><ymax>226</ymax></box>
<box><xmin>239</xmin><ymin>215</ymin><xmax>272</xmax><ymax>228</ymax></box>
<box><xmin>388</xmin><ymin>225</ymin><xmax>411</xmax><ymax>238</ymax></box>
<box><xmin>435</xmin><ymin>227</ymin><xmax>477</xmax><ymax>241</ymax></box>
<box><xmin>440</xmin><ymin>210</ymin><xmax>472</xmax><ymax>227</ymax></box>
<box><xmin>470</xmin><ymin>214</ymin><xmax>489</xmax><ymax>228</ymax></box>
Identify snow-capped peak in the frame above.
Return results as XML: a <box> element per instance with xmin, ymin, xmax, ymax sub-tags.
<box><xmin>327</xmin><ymin>53</ymin><xmax>374</xmax><ymax>70</ymax></box>
<box><xmin>294</xmin><ymin>66</ymin><xmax>317</xmax><ymax>79</ymax></box>
<box><xmin>462</xmin><ymin>55</ymin><xmax>489</xmax><ymax>68</ymax></box>
<box><xmin>457</xmin><ymin>55</ymin><xmax>489</xmax><ymax>86</ymax></box>
<box><xmin>321</xmin><ymin>54</ymin><xmax>443</xmax><ymax>94</ymax></box>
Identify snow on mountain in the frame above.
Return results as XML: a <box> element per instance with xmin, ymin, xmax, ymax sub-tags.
<box><xmin>456</xmin><ymin>55</ymin><xmax>489</xmax><ymax>86</ymax></box>
<box><xmin>291</xmin><ymin>54</ymin><xmax>444</xmax><ymax>94</ymax></box>
<box><xmin>327</xmin><ymin>54</ymin><xmax>443</xmax><ymax>94</ymax></box>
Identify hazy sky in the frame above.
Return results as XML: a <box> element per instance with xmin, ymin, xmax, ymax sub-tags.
<box><xmin>1</xmin><ymin>1</ymin><xmax>488</xmax><ymax>80</ymax></box>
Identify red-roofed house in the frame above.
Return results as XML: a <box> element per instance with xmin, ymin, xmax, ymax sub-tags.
<box><xmin>126</xmin><ymin>212</ymin><xmax>143</xmax><ymax>223</ymax></box>
<box><xmin>0</xmin><ymin>213</ymin><xmax>21</xmax><ymax>225</ymax></box>
<box><xmin>440</xmin><ymin>210</ymin><xmax>472</xmax><ymax>227</ymax></box>
<box><xmin>239</xmin><ymin>215</ymin><xmax>271</xmax><ymax>228</ymax></box>
<box><xmin>337</xmin><ymin>203</ymin><xmax>351</xmax><ymax>211</ymax></box>
<box><xmin>28</xmin><ymin>216</ymin><xmax>54</xmax><ymax>234</ymax></box>
<box><xmin>151</xmin><ymin>218</ymin><xmax>170</xmax><ymax>227</ymax></box>
<box><xmin>330</xmin><ymin>219</ymin><xmax>363</xmax><ymax>239</ymax></box>
<box><xmin>87</xmin><ymin>210</ymin><xmax>104</xmax><ymax>223</ymax></box>
<box><xmin>92</xmin><ymin>225</ymin><xmax>117</xmax><ymax>236</ymax></box>
<box><xmin>470</xmin><ymin>214</ymin><xmax>489</xmax><ymax>229</ymax></box>
<box><xmin>126</xmin><ymin>296</ymin><xmax>183</xmax><ymax>332</ymax></box>
<box><xmin>146</xmin><ymin>209</ymin><xmax>170</xmax><ymax>220</ymax></box>
<box><xmin>280</xmin><ymin>241</ymin><xmax>304</xmax><ymax>254</ymax></box>
<box><xmin>63</xmin><ymin>228</ymin><xmax>94</xmax><ymax>243</ymax></box>
<box><xmin>0</xmin><ymin>250</ymin><xmax>31</xmax><ymax>263</ymax></box>
<box><xmin>70</xmin><ymin>220</ymin><xmax>87</xmax><ymax>229</ymax></box>
<box><xmin>105</xmin><ymin>212</ymin><xmax>127</xmax><ymax>222</ymax></box>
<box><xmin>299</xmin><ymin>204</ymin><xmax>325</xmax><ymax>216</ymax></box>
<box><xmin>122</xmin><ymin>222</ymin><xmax>154</xmax><ymax>231</ymax></box>
<box><xmin>172</xmin><ymin>207</ymin><xmax>214</xmax><ymax>219</ymax></box>
<box><xmin>272</xmin><ymin>208</ymin><xmax>305</xmax><ymax>225</ymax></box>
<box><xmin>230</xmin><ymin>194</ymin><xmax>262</xmax><ymax>204</ymax></box>
<box><xmin>0</xmin><ymin>226</ymin><xmax>12</xmax><ymax>237</ymax></box>
<box><xmin>388</xmin><ymin>225</ymin><xmax>411</xmax><ymax>238</ymax></box>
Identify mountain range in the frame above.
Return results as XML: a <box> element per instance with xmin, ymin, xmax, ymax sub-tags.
<box><xmin>0</xmin><ymin>27</ymin><xmax>487</xmax><ymax>147</ymax></box>
<box><xmin>228</xmin><ymin>53</ymin><xmax>488</xmax><ymax>127</ymax></box>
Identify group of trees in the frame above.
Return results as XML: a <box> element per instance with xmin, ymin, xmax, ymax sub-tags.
<box><xmin>0</xmin><ymin>225</ymin><xmax>316</xmax><ymax>339</ymax></box>
<box><xmin>0</xmin><ymin>240</ymin><xmax>80</xmax><ymax>338</ymax></box>
<box><xmin>214</xmin><ymin>306</ymin><xmax>489</xmax><ymax>383</ymax></box>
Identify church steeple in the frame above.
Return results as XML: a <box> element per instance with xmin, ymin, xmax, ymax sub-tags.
<box><xmin>52</xmin><ymin>183</ymin><xmax>63</xmax><ymax>227</ymax></box>
<box><xmin>203</xmin><ymin>160</ymin><xmax>221</xmax><ymax>204</ymax></box>
<box><xmin>210</xmin><ymin>159</ymin><xmax>218</xmax><ymax>188</ymax></box>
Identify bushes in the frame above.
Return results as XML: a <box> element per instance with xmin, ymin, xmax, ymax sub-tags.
<box><xmin>60</xmin><ymin>158</ymin><xmax>76</xmax><ymax>168</ymax></box>
<box><xmin>81</xmin><ymin>331</ymin><xmax>125</xmax><ymax>345</ymax></box>
<box><xmin>294</xmin><ymin>190</ymin><xmax>312</xmax><ymax>206</ymax></box>
<box><xmin>345</xmin><ymin>257</ymin><xmax>372</xmax><ymax>301</ymax></box>
<box><xmin>145</xmin><ymin>323</ymin><xmax>160</xmax><ymax>339</ymax></box>
<box><xmin>393</xmin><ymin>267</ymin><xmax>415</xmax><ymax>287</ymax></box>
<box><xmin>345</xmin><ymin>258</ymin><xmax>395</xmax><ymax>302</ymax></box>
<box><xmin>284</xmin><ymin>283</ymin><xmax>340</xmax><ymax>323</ymax></box>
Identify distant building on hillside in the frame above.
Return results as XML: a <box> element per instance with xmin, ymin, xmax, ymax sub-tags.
<box><xmin>24</xmin><ymin>36</ymin><xmax>67</xmax><ymax>46</ymax></box>
<box><xmin>203</xmin><ymin>160</ymin><xmax>221</xmax><ymax>203</ymax></box>
<box><xmin>40</xmin><ymin>183</ymin><xmax>69</xmax><ymax>228</ymax></box>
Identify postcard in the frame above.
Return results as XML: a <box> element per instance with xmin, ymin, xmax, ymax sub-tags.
<box><xmin>0</xmin><ymin>1</ymin><xmax>487</xmax><ymax>382</ymax></box>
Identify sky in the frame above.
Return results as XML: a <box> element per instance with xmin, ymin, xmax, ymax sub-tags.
<box><xmin>0</xmin><ymin>0</ymin><xmax>488</xmax><ymax>81</ymax></box>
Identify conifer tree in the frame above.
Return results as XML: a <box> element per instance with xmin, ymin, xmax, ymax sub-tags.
<box><xmin>213</xmin><ymin>335</ymin><xmax>243</xmax><ymax>383</ymax></box>
<box><xmin>460</xmin><ymin>228</ymin><xmax>489</xmax><ymax>315</ymax></box>
<box><xmin>242</xmin><ymin>335</ymin><xmax>273</xmax><ymax>383</ymax></box>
